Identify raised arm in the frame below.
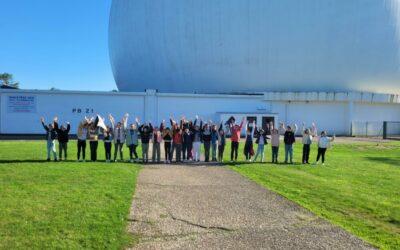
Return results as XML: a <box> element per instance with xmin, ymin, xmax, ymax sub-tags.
<box><xmin>53</xmin><ymin>117</ymin><xmax>60</xmax><ymax>132</ymax></box>
<box><xmin>293</xmin><ymin>123</ymin><xmax>298</xmax><ymax>134</ymax></box>
<box><xmin>122</xmin><ymin>113</ymin><xmax>129</xmax><ymax>129</ymax></box>
<box><xmin>66</xmin><ymin>122</ymin><xmax>71</xmax><ymax>133</ymax></box>
<box><xmin>311</xmin><ymin>122</ymin><xmax>318</xmax><ymax>136</ymax></box>
<box><xmin>40</xmin><ymin>117</ymin><xmax>49</xmax><ymax>131</ymax></box>
<box><xmin>239</xmin><ymin>117</ymin><xmax>245</xmax><ymax>129</ymax></box>
<box><xmin>108</xmin><ymin>114</ymin><xmax>115</xmax><ymax>129</ymax></box>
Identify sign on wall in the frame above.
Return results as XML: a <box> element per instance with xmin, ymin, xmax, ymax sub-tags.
<box><xmin>7</xmin><ymin>95</ymin><xmax>37</xmax><ymax>113</ymax></box>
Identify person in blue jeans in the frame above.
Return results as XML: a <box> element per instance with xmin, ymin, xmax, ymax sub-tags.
<box><xmin>254</xmin><ymin>127</ymin><xmax>268</xmax><ymax>162</ymax></box>
<box><xmin>40</xmin><ymin>116</ymin><xmax>58</xmax><ymax>161</ymax></box>
<box><xmin>281</xmin><ymin>123</ymin><xmax>298</xmax><ymax>164</ymax></box>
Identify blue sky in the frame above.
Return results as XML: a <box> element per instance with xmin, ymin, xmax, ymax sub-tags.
<box><xmin>0</xmin><ymin>0</ymin><xmax>115</xmax><ymax>91</ymax></box>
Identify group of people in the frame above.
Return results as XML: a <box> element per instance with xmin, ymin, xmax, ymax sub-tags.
<box><xmin>40</xmin><ymin>114</ymin><xmax>335</xmax><ymax>165</ymax></box>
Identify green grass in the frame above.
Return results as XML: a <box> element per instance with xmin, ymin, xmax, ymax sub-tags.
<box><xmin>0</xmin><ymin>140</ymin><xmax>141</xmax><ymax>249</ymax></box>
<box><xmin>226</xmin><ymin>140</ymin><xmax>400</xmax><ymax>249</ymax></box>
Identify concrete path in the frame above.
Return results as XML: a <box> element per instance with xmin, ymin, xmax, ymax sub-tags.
<box><xmin>127</xmin><ymin>165</ymin><xmax>373</xmax><ymax>250</ymax></box>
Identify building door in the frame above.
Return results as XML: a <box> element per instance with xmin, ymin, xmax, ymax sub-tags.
<box><xmin>262</xmin><ymin>116</ymin><xmax>275</xmax><ymax>135</ymax></box>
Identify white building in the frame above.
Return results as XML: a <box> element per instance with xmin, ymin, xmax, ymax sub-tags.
<box><xmin>1</xmin><ymin>89</ymin><xmax>399</xmax><ymax>136</ymax></box>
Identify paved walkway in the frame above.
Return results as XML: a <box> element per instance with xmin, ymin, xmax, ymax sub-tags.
<box><xmin>127</xmin><ymin>165</ymin><xmax>373</xmax><ymax>250</ymax></box>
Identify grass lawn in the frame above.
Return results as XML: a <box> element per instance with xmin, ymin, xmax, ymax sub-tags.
<box><xmin>226</xmin><ymin>140</ymin><xmax>400</xmax><ymax>249</ymax></box>
<box><xmin>0</xmin><ymin>140</ymin><xmax>140</xmax><ymax>249</ymax></box>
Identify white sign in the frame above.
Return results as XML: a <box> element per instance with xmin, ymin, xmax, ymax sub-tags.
<box><xmin>7</xmin><ymin>95</ymin><xmax>37</xmax><ymax>113</ymax></box>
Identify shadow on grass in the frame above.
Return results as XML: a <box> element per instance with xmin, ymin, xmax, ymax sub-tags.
<box><xmin>364</xmin><ymin>157</ymin><xmax>400</xmax><ymax>167</ymax></box>
<box><xmin>224</xmin><ymin>161</ymin><xmax>304</xmax><ymax>167</ymax></box>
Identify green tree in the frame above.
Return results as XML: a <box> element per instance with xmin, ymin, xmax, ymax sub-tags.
<box><xmin>0</xmin><ymin>73</ymin><xmax>20</xmax><ymax>89</ymax></box>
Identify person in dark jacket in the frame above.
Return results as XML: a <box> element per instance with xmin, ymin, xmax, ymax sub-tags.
<box><xmin>161</xmin><ymin>121</ymin><xmax>173</xmax><ymax>163</ymax></box>
<box><xmin>40</xmin><ymin>117</ymin><xmax>58</xmax><ymax>161</ymax></box>
<box><xmin>211</xmin><ymin>124</ymin><xmax>219</xmax><ymax>161</ymax></box>
<box><xmin>253</xmin><ymin>127</ymin><xmax>268</xmax><ymax>162</ymax></box>
<box><xmin>281</xmin><ymin>123</ymin><xmax>298</xmax><ymax>164</ymax></box>
<box><xmin>201</xmin><ymin>121</ymin><xmax>212</xmax><ymax>162</ymax></box>
<box><xmin>54</xmin><ymin>120</ymin><xmax>70</xmax><ymax>161</ymax></box>
<box><xmin>217</xmin><ymin>122</ymin><xmax>227</xmax><ymax>162</ymax></box>
<box><xmin>103</xmin><ymin>126</ymin><xmax>113</xmax><ymax>163</ymax></box>
<box><xmin>182</xmin><ymin>127</ymin><xmax>193</xmax><ymax>161</ymax></box>
<box><xmin>139</xmin><ymin>120</ymin><xmax>153</xmax><ymax>163</ymax></box>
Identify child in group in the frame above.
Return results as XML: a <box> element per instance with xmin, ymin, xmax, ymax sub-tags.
<box><xmin>217</xmin><ymin>122</ymin><xmax>227</xmax><ymax>162</ymax></box>
<box><xmin>76</xmin><ymin>117</ymin><xmax>90</xmax><ymax>162</ymax></box>
<box><xmin>270</xmin><ymin>126</ymin><xmax>280</xmax><ymax>163</ymax></box>
<box><xmin>138</xmin><ymin>120</ymin><xmax>153</xmax><ymax>164</ymax></box>
<box><xmin>161</xmin><ymin>121</ymin><xmax>173</xmax><ymax>163</ymax></box>
<box><xmin>54</xmin><ymin>119</ymin><xmax>70</xmax><ymax>161</ymax></box>
<box><xmin>281</xmin><ymin>122</ymin><xmax>298</xmax><ymax>164</ymax></box>
<box><xmin>182</xmin><ymin>125</ymin><xmax>193</xmax><ymax>161</ymax></box>
<box><xmin>301</xmin><ymin>122</ymin><xmax>317</xmax><ymax>164</ymax></box>
<box><xmin>192</xmin><ymin>116</ymin><xmax>202</xmax><ymax>162</ymax></box>
<box><xmin>243</xmin><ymin>120</ymin><xmax>255</xmax><ymax>161</ymax></box>
<box><xmin>40</xmin><ymin>117</ymin><xmax>58</xmax><ymax>161</ymax></box>
<box><xmin>229</xmin><ymin>117</ymin><xmax>245</xmax><ymax>162</ymax></box>
<box><xmin>170</xmin><ymin>117</ymin><xmax>183</xmax><ymax>163</ymax></box>
<box><xmin>109</xmin><ymin>113</ymin><xmax>128</xmax><ymax>162</ymax></box>
<box><xmin>125</xmin><ymin>117</ymin><xmax>140</xmax><ymax>163</ymax></box>
<box><xmin>201</xmin><ymin>120</ymin><xmax>212</xmax><ymax>162</ymax></box>
<box><xmin>211</xmin><ymin>124</ymin><xmax>219</xmax><ymax>161</ymax></box>
<box><xmin>315</xmin><ymin>131</ymin><xmax>335</xmax><ymax>165</ymax></box>
<box><xmin>254</xmin><ymin>127</ymin><xmax>268</xmax><ymax>162</ymax></box>
<box><xmin>103</xmin><ymin>125</ymin><xmax>113</xmax><ymax>163</ymax></box>
<box><xmin>88</xmin><ymin>116</ymin><xmax>100</xmax><ymax>162</ymax></box>
<box><xmin>152</xmin><ymin>124</ymin><xmax>163</xmax><ymax>163</ymax></box>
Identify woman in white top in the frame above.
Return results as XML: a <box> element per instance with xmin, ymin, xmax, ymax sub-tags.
<box><xmin>301</xmin><ymin>122</ymin><xmax>317</xmax><ymax>164</ymax></box>
<box><xmin>315</xmin><ymin>131</ymin><xmax>335</xmax><ymax>165</ymax></box>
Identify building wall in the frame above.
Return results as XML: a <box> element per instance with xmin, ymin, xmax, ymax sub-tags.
<box><xmin>1</xmin><ymin>90</ymin><xmax>399</xmax><ymax>136</ymax></box>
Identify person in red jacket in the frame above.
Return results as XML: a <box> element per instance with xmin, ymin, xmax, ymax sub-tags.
<box><xmin>229</xmin><ymin>117</ymin><xmax>245</xmax><ymax>161</ymax></box>
<box><xmin>170</xmin><ymin>117</ymin><xmax>183</xmax><ymax>163</ymax></box>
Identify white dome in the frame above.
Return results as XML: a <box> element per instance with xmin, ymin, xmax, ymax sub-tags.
<box><xmin>109</xmin><ymin>0</ymin><xmax>400</xmax><ymax>94</ymax></box>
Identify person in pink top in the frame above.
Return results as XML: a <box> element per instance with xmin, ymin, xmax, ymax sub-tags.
<box><xmin>228</xmin><ymin>117</ymin><xmax>246</xmax><ymax>161</ymax></box>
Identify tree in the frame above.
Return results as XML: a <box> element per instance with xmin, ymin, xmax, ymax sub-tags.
<box><xmin>0</xmin><ymin>73</ymin><xmax>20</xmax><ymax>89</ymax></box>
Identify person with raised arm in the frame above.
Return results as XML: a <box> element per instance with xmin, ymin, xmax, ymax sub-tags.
<box><xmin>54</xmin><ymin>118</ymin><xmax>70</xmax><ymax>161</ymax></box>
<box><xmin>217</xmin><ymin>121</ymin><xmax>227</xmax><ymax>162</ymax></box>
<box><xmin>314</xmin><ymin>131</ymin><xmax>335</xmax><ymax>165</ymax></box>
<box><xmin>76</xmin><ymin>117</ymin><xmax>90</xmax><ymax>162</ymax></box>
<box><xmin>152</xmin><ymin>122</ymin><xmax>163</xmax><ymax>163</ymax></box>
<box><xmin>192</xmin><ymin>115</ymin><xmax>202</xmax><ymax>162</ymax></box>
<box><xmin>138</xmin><ymin>119</ymin><xmax>153</xmax><ymax>164</ymax></box>
<box><xmin>210</xmin><ymin>122</ymin><xmax>219</xmax><ymax>162</ymax></box>
<box><xmin>253</xmin><ymin>126</ymin><xmax>268</xmax><ymax>163</ymax></box>
<box><xmin>161</xmin><ymin>120</ymin><xmax>173</xmax><ymax>163</ymax></box>
<box><xmin>109</xmin><ymin>113</ymin><xmax>128</xmax><ymax>162</ymax></box>
<box><xmin>102</xmin><ymin>124</ymin><xmax>113</xmax><ymax>163</ymax></box>
<box><xmin>243</xmin><ymin>120</ymin><xmax>256</xmax><ymax>161</ymax></box>
<box><xmin>182</xmin><ymin>116</ymin><xmax>194</xmax><ymax>161</ymax></box>
<box><xmin>88</xmin><ymin>116</ymin><xmax>101</xmax><ymax>162</ymax></box>
<box><xmin>125</xmin><ymin>117</ymin><xmax>140</xmax><ymax>163</ymax></box>
<box><xmin>270</xmin><ymin>122</ymin><xmax>280</xmax><ymax>163</ymax></box>
<box><xmin>281</xmin><ymin>122</ymin><xmax>298</xmax><ymax>164</ymax></box>
<box><xmin>301</xmin><ymin>122</ymin><xmax>315</xmax><ymax>164</ymax></box>
<box><xmin>40</xmin><ymin>117</ymin><xmax>58</xmax><ymax>161</ymax></box>
<box><xmin>169</xmin><ymin>116</ymin><xmax>183</xmax><ymax>163</ymax></box>
<box><xmin>229</xmin><ymin>117</ymin><xmax>245</xmax><ymax>162</ymax></box>
<box><xmin>201</xmin><ymin>119</ymin><xmax>212</xmax><ymax>162</ymax></box>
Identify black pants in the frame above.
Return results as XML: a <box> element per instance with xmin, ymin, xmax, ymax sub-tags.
<box><xmin>182</xmin><ymin>142</ymin><xmax>192</xmax><ymax>160</ymax></box>
<box><xmin>272</xmin><ymin>146</ymin><xmax>279</xmax><ymax>163</ymax></box>
<box><xmin>244</xmin><ymin>141</ymin><xmax>253</xmax><ymax>160</ymax></box>
<box><xmin>164</xmin><ymin>142</ymin><xmax>172</xmax><ymax>161</ymax></box>
<box><xmin>231</xmin><ymin>141</ymin><xmax>239</xmax><ymax>161</ymax></box>
<box><xmin>316</xmin><ymin>147</ymin><xmax>327</xmax><ymax>163</ymax></box>
<box><xmin>218</xmin><ymin>144</ymin><xmax>225</xmax><ymax>162</ymax></box>
<box><xmin>129</xmin><ymin>144</ymin><xmax>138</xmax><ymax>160</ymax></box>
<box><xmin>77</xmin><ymin>140</ymin><xmax>86</xmax><ymax>160</ymax></box>
<box><xmin>171</xmin><ymin>143</ymin><xmax>182</xmax><ymax>162</ymax></box>
<box><xmin>204</xmin><ymin>141</ymin><xmax>211</xmax><ymax>162</ymax></box>
<box><xmin>104</xmin><ymin>142</ymin><xmax>112</xmax><ymax>161</ymax></box>
<box><xmin>302</xmin><ymin>144</ymin><xmax>311</xmax><ymax>163</ymax></box>
<box><xmin>114</xmin><ymin>141</ymin><xmax>124</xmax><ymax>161</ymax></box>
<box><xmin>59</xmin><ymin>142</ymin><xmax>68</xmax><ymax>160</ymax></box>
<box><xmin>90</xmin><ymin>141</ymin><xmax>98</xmax><ymax>161</ymax></box>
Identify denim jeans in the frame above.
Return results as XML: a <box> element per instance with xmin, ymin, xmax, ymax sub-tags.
<box><xmin>47</xmin><ymin>140</ymin><xmax>57</xmax><ymax>160</ymax></box>
<box><xmin>254</xmin><ymin>144</ymin><xmax>265</xmax><ymax>162</ymax></box>
<box><xmin>285</xmin><ymin>144</ymin><xmax>293</xmax><ymax>163</ymax></box>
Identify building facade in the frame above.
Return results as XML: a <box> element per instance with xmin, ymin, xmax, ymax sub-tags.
<box><xmin>1</xmin><ymin>89</ymin><xmax>399</xmax><ymax>136</ymax></box>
